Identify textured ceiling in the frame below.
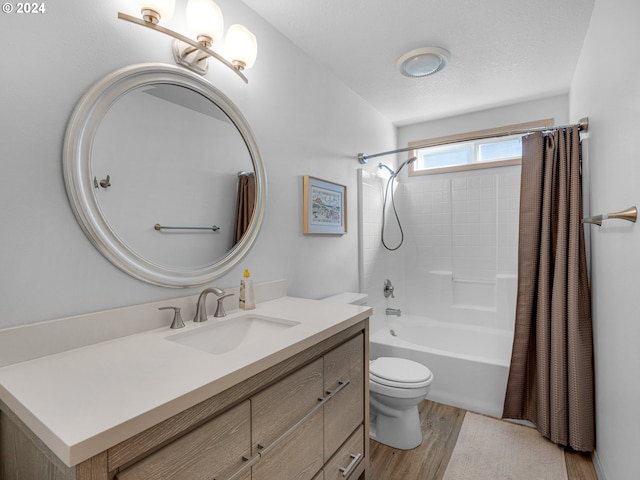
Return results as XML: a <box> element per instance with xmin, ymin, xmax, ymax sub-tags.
<box><xmin>240</xmin><ymin>0</ymin><xmax>595</xmax><ymax>126</ymax></box>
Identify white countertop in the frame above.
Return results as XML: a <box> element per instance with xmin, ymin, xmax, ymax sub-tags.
<box><xmin>0</xmin><ymin>296</ymin><xmax>371</xmax><ymax>467</ymax></box>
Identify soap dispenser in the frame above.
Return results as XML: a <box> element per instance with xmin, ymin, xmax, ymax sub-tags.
<box><xmin>239</xmin><ymin>269</ymin><xmax>255</xmax><ymax>310</ymax></box>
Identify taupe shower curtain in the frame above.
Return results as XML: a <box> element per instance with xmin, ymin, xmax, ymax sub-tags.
<box><xmin>502</xmin><ymin>126</ymin><xmax>594</xmax><ymax>452</ymax></box>
<box><xmin>234</xmin><ymin>173</ymin><xmax>255</xmax><ymax>243</ymax></box>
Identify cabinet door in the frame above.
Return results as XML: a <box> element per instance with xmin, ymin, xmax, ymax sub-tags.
<box><xmin>323</xmin><ymin>334</ymin><xmax>364</xmax><ymax>460</ymax></box>
<box><xmin>116</xmin><ymin>400</ymin><xmax>250</xmax><ymax>480</ymax></box>
<box><xmin>251</xmin><ymin>358</ymin><xmax>324</xmax><ymax>480</ymax></box>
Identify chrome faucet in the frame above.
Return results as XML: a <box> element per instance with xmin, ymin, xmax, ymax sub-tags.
<box><xmin>385</xmin><ymin>308</ymin><xmax>401</xmax><ymax>317</ymax></box>
<box><xmin>193</xmin><ymin>287</ymin><xmax>226</xmax><ymax>322</ymax></box>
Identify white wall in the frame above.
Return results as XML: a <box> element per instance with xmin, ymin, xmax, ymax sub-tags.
<box><xmin>0</xmin><ymin>0</ymin><xmax>395</xmax><ymax>328</ymax></box>
<box><xmin>398</xmin><ymin>94</ymin><xmax>569</xmax><ymax>151</ymax></box>
<box><xmin>570</xmin><ymin>0</ymin><xmax>640</xmax><ymax>478</ymax></box>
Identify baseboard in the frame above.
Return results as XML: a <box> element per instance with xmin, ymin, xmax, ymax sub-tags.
<box><xmin>592</xmin><ymin>449</ymin><xmax>605</xmax><ymax>480</ymax></box>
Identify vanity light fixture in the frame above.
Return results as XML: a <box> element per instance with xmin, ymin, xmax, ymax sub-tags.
<box><xmin>118</xmin><ymin>0</ymin><xmax>258</xmax><ymax>82</ymax></box>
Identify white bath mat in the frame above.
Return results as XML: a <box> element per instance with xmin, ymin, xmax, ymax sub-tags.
<box><xmin>443</xmin><ymin>412</ymin><xmax>568</xmax><ymax>480</ymax></box>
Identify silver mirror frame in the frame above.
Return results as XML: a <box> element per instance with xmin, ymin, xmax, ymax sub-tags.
<box><xmin>63</xmin><ymin>63</ymin><xmax>266</xmax><ymax>288</ymax></box>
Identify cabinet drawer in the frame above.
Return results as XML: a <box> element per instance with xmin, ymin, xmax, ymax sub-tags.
<box><xmin>323</xmin><ymin>425</ymin><xmax>364</xmax><ymax>480</ymax></box>
<box><xmin>252</xmin><ymin>406</ymin><xmax>323</xmax><ymax>480</ymax></box>
<box><xmin>323</xmin><ymin>334</ymin><xmax>364</xmax><ymax>460</ymax></box>
<box><xmin>116</xmin><ymin>401</ymin><xmax>250</xmax><ymax>480</ymax></box>
<box><xmin>251</xmin><ymin>358</ymin><xmax>323</xmax><ymax>454</ymax></box>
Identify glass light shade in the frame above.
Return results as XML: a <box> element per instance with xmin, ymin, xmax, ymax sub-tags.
<box><xmin>140</xmin><ymin>0</ymin><xmax>175</xmax><ymax>23</ymax></box>
<box><xmin>187</xmin><ymin>0</ymin><xmax>224</xmax><ymax>44</ymax></box>
<box><xmin>225</xmin><ymin>24</ymin><xmax>257</xmax><ymax>69</ymax></box>
<box><xmin>396</xmin><ymin>47</ymin><xmax>450</xmax><ymax>78</ymax></box>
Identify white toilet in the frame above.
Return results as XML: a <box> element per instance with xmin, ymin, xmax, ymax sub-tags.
<box><xmin>322</xmin><ymin>292</ymin><xmax>434</xmax><ymax>450</ymax></box>
<box><xmin>369</xmin><ymin>356</ymin><xmax>432</xmax><ymax>449</ymax></box>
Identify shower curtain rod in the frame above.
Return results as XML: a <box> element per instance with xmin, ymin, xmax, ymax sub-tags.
<box><xmin>357</xmin><ymin>117</ymin><xmax>589</xmax><ymax>164</ymax></box>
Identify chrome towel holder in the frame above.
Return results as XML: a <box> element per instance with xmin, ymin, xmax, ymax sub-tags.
<box><xmin>154</xmin><ymin>224</ymin><xmax>220</xmax><ymax>232</ymax></box>
<box><xmin>582</xmin><ymin>206</ymin><xmax>637</xmax><ymax>226</ymax></box>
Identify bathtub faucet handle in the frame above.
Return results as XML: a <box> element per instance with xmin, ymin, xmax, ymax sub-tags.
<box><xmin>383</xmin><ymin>279</ymin><xmax>395</xmax><ymax>298</ymax></box>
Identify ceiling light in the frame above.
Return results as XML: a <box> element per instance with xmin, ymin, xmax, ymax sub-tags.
<box><xmin>397</xmin><ymin>47</ymin><xmax>450</xmax><ymax>78</ymax></box>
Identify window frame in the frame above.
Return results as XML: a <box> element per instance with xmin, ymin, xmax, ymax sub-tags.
<box><xmin>407</xmin><ymin>119</ymin><xmax>553</xmax><ymax>176</ymax></box>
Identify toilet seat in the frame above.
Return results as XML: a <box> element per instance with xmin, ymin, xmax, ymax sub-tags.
<box><xmin>370</xmin><ymin>357</ymin><xmax>433</xmax><ymax>389</ymax></box>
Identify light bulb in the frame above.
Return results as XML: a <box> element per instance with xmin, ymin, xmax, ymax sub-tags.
<box><xmin>225</xmin><ymin>24</ymin><xmax>257</xmax><ymax>70</ymax></box>
<box><xmin>187</xmin><ymin>0</ymin><xmax>224</xmax><ymax>47</ymax></box>
<box><xmin>140</xmin><ymin>0</ymin><xmax>175</xmax><ymax>24</ymax></box>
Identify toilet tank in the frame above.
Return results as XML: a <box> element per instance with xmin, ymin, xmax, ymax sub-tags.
<box><xmin>322</xmin><ymin>292</ymin><xmax>368</xmax><ymax>306</ymax></box>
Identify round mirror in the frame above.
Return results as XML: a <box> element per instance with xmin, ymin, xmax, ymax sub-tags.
<box><xmin>63</xmin><ymin>64</ymin><xmax>266</xmax><ymax>287</ymax></box>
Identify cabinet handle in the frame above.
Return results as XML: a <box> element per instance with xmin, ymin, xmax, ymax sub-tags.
<box><xmin>326</xmin><ymin>379</ymin><xmax>350</xmax><ymax>397</ymax></box>
<box><xmin>220</xmin><ymin>452</ymin><xmax>260</xmax><ymax>480</ymax></box>
<box><xmin>256</xmin><ymin>395</ymin><xmax>329</xmax><ymax>458</ymax></box>
<box><xmin>339</xmin><ymin>453</ymin><xmax>362</xmax><ymax>477</ymax></box>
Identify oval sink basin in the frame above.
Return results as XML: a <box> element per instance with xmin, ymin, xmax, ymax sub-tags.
<box><xmin>166</xmin><ymin>314</ymin><xmax>300</xmax><ymax>354</ymax></box>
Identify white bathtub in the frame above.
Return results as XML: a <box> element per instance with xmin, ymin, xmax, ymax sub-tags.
<box><xmin>369</xmin><ymin>315</ymin><xmax>513</xmax><ymax>418</ymax></box>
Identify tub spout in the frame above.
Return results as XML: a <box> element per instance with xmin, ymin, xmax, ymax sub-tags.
<box><xmin>386</xmin><ymin>308</ymin><xmax>401</xmax><ymax>317</ymax></box>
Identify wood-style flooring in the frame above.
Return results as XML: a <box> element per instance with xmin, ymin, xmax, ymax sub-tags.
<box><xmin>368</xmin><ymin>400</ymin><xmax>597</xmax><ymax>480</ymax></box>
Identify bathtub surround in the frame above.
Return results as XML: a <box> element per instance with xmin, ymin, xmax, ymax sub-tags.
<box><xmin>359</xmin><ymin>167</ymin><xmax>520</xmax><ymax>333</ymax></box>
<box><xmin>503</xmin><ymin>127</ymin><xmax>594</xmax><ymax>452</ymax></box>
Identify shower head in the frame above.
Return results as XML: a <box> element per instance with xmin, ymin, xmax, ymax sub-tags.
<box><xmin>394</xmin><ymin>156</ymin><xmax>418</xmax><ymax>176</ymax></box>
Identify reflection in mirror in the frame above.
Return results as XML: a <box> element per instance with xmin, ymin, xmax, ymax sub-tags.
<box><xmin>92</xmin><ymin>84</ymin><xmax>253</xmax><ymax>269</ymax></box>
<box><xmin>63</xmin><ymin>64</ymin><xmax>265</xmax><ymax>287</ymax></box>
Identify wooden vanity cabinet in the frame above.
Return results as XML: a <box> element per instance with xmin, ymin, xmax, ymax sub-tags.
<box><xmin>0</xmin><ymin>320</ymin><xmax>368</xmax><ymax>480</ymax></box>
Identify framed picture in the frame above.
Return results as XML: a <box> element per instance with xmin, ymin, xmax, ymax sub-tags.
<box><xmin>303</xmin><ymin>176</ymin><xmax>347</xmax><ymax>235</ymax></box>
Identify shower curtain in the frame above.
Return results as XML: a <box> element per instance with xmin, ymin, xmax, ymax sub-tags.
<box><xmin>502</xmin><ymin>126</ymin><xmax>594</xmax><ymax>452</ymax></box>
<box><xmin>234</xmin><ymin>173</ymin><xmax>255</xmax><ymax>243</ymax></box>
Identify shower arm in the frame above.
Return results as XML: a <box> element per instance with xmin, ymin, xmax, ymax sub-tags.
<box><xmin>378</xmin><ymin>157</ymin><xmax>417</xmax><ymax>177</ymax></box>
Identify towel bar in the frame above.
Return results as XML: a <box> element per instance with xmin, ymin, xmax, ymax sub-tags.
<box><xmin>154</xmin><ymin>224</ymin><xmax>220</xmax><ymax>231</ymax></box>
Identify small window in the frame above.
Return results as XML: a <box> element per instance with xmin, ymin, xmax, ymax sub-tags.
<box><xmin>414</xmin><ymin>135</ymin><xmax>522</xmax><ymax>173</ymax></box>
<box><xmin>408</xmin><ymin>119</ymin><xmax>553</xmax><ymax>176</ymax></box>
<box><xmin>477</xmin><ymin>137</ymin><xmax>522</xmax><ymax>163</ymax></box>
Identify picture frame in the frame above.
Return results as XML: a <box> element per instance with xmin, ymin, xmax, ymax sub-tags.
<box><xmin>303</xmin><ymin>175</ymin><xmax>347</xmax><ymax>235</ymax></box>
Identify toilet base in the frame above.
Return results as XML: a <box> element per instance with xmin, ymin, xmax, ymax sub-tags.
<box><xmin>369</xmin><ymin>404</ymin><xmax>423</xmax><ymax>450</ymax></box>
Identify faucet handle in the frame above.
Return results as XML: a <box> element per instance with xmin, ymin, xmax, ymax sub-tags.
<box><xmin>383</xmin><ymin>279</ymin><xmax>395</xmax><ymax>298</ymax></box>
<box><xmin>159</xmin><ymin>306</ymin><xmax>185</xmax><ymax>329</ymax></box>
<box><xmin>214</xmin><ymin>293</ymin><xmax>235</xmax><ymax>318</ymax></box>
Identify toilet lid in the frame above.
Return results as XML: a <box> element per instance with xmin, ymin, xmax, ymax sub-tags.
<box><xmin>370</xmin><ymin>357</ymin><xmax>433</xmax><ymax>387</ymax></box>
